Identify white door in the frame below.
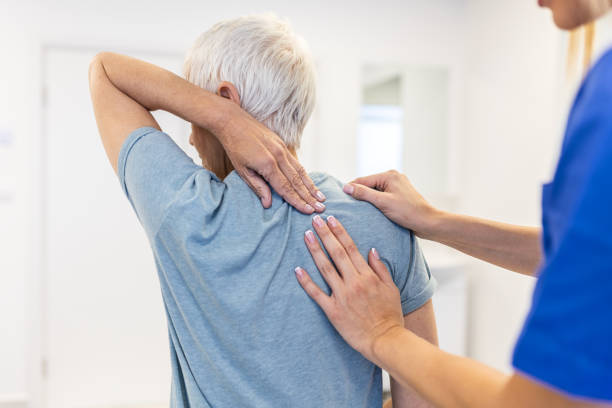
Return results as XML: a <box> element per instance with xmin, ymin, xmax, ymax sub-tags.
<box><xmin>43</xmin><ymin>47</ymin><xmax>191</xmax><ymax>408</ymax></box>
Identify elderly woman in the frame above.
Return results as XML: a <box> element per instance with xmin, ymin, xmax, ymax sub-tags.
<box><xmin>89</xmin><ymin>14</ymin><xmax>436</xmax><ymax>407</ymax></box>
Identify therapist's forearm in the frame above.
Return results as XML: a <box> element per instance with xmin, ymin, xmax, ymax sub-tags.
<box><xmin>373</xmin><ymin>328</ymin><xmax>599</xmax><ymax>408</ymax></box>
<box><xmin>423</xmin><ymin>210</ymin><xmax>542</xmax><ymax>276</ymax></box>
<box><xmin>96</xmin><ymin>52</ymin><xmax>230</xmax><ymax>135</ymax></box>
<box><xmin>373</xmin><ymin>327</ymin><xmax>504</xmax><ymax>408</ymax></box>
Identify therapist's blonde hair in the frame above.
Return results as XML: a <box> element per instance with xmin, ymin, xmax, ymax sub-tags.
<box><xmin>567</xmin><ymin>22</ymin><xmax>596</xmax><ymax>78</ymax></box>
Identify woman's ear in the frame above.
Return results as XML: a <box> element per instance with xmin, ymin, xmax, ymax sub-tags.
<box><xmin>216</xmin><ymin>81</ymin><xmax>241</xmax><ymax>105</ymax></box>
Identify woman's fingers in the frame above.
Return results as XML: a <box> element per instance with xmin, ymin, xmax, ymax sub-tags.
<box><xmin>287</xmin><ymin>152</ymin><xmax>326</xmax><ymax>202</ymax></box>
<box><xmin>343</xmin><ymin>182</ymin><xmax>385</xmax><ymax>207</ymax></box>
<box><xmin>237</xmin><ymin>167</ymin><xmax>273</xmax><ymax>208</ymax></box>
<box><xmin>214</xmin><ymin>101</ymin><xmax>324</xmax><ymax>214</ymax></box>
<box><xmin>298</xmin><ymin>222</ymin><xmax>405</xmax><ymax>361</ymax></box>
<box><xmin>274</xmin><ymin>150</ymin><xmax>325</xmax><ymax>213</ymax></box>
<box><xmin>325</xmin><ymin>216</ymin><xmax>370</xmax><ymax>272</ymax></box>
<box><xmin>294</xmin><ymin>267</ymin><xmax>334</xmax><ymax>311</ymax></box>
<box><xmin>368</xmin><ymin>248</ymin><xmax>394</xmax><ymax>285</ymax></box>
<box><xmin>345</xmin><ymin>170</ymin><xmax>401</xmax><ymax>205</ymax></box>
<box><xmin>259</xmin><ymin>157</ymin><xmax>316</xmax><ymax>214</ymax></box>
<box><xmin>311</xmin><ymin>215</ymin><xmax>358</xmax><ymax>278</ymax></box>
<box><xmin>350</xmin><ymin>171</ymin><xmax>393</xmax><ymax>190</ymax></box>
<box><xmin>304</xmin><ymin>229</ymin><xmax>343</xmax><ymax>289</ymax></box>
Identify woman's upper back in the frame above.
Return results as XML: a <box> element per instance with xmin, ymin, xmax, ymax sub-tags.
<box><xmin>118</xmin><ymin>127</ymin><xmax>436</xmax><ymax>407</ymax></box>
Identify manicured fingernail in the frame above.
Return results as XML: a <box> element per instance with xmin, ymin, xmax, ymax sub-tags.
<box><xmin>305</xmin><ymin>204</ymin><xmax>315</xmax><ymax>213</ymax></box>
<box><xmin>313</xmin><ymin>215</ymin><xmax>324</xmax><ymax>227</ymax></box>
<box><xmin>327</xmin><ymin>215</ymin><xmax>338</xmax><ymax>227</ymax></box>
<box><xmin>371</xmin><ymin>248</ymin><xmax>380</xmax><ymax>260</ymax></box>
<box><xmin>295</xmin><ymin>267</ymin><xmax>304</xmax><ymax>278</ymax></box>
<box><xmin>343</xmin><ymin>184</ymin><xmax>354</xmax><ymax>195</ymax></box>
<box><xmin>314</xmin><ymin>202</ymin><xmax>326</xmax><ymax>212</ymax></box>
<box><xmin>316</xmin><ymin>191</ymin><xmax>326</xmax><ymax>201</ymax></box>
<box><xmin>305</xmin><ymin>230</ymin><xmax>316</xmax><ymax>244</ymax></box>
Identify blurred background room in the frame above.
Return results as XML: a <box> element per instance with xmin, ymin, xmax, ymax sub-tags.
<box><xmin>1</xmin><ymin>0</ymin><xmax>611</xmax><ymax>407</ymax></box>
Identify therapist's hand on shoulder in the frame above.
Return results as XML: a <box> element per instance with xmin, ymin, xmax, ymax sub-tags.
<box><xmin>212</xmin><ymin>100</ymin><xmax>325</xmax><ymax>214</ymax></box>
<box><xmin>294</xmin><ymin>214</ymin><xmax>405</xmax><ymax>364</ymax></box>
<box><xmin>343</xmin><ymin>170</ymin><xmax>439</xmax><ymax>239</ymax></box>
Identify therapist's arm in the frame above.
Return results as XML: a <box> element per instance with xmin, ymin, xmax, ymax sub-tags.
<box><xmin>88</xmin><ymin>52</ymin><xmax>324</xmax><ymax>213</ymax></box>
<box><xmin>389</xmin><ymin>300</ymin><xmax>438</xmax><ymax>408</ymax></box>
<box><xmin>377</xmin><ymin>328</ymin><xmax>605</xmax><ymax>408</ymax></box>
<box><xmin>295</xmin><ymin>217</ymin><xmax>608</xmax><ymax>408</ymax></box>
<box><xmin>343</xmin><ymin>170</ymin><xmax>541</xmax><ymax>276</ymax></box>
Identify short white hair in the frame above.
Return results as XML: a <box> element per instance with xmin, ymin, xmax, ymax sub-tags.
<box><xmin>184</xmin><ymin>14</ymin><xmax>316</xmax><ymax>149</ymax></box>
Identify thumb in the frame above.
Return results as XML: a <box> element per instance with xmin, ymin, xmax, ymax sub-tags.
<box><xmin>351</xmin><ymin>171</ymin><xmax>391</xmax><ymax>190</ymax></box>
<box><xmin>368</xmin><ymin>248</ymin><xmax>394</xmax><ymax>285</ymax></box>
<box><xmin>343</xmin><ymin>183</ymin><xmax>384</xmax><ymax>207</ymax></box>
<box><xmin>239</xmin><ymin>167</ymin><xmax>272</xmax><ymax>208</ymax></box>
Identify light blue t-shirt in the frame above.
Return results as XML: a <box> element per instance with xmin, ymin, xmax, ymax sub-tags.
<box><xmin>118</xmin><ymin>127</ymin><xmax>436</xmax><ymax>408</ymax></box>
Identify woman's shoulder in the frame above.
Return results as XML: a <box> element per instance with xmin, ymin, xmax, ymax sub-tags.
<box><xmin>591</xmin><ymin>46</ymin><xmax>612</xmax><ymax>73</ymax></box>
<box><xmin>580</xmin><ymin>47</ymin><xmax>612</xmax><ymax>102</ymax></box>
<box><xmin>565</xmin><ymin>47</ymin><xmax>612</xmax><ymax>149</ymax></box>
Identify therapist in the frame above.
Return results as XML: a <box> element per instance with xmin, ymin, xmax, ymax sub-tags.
<box><xmin>294</xmin><ymin>0</ymin><xmax>612</xmax><ymax>407</ymax></box>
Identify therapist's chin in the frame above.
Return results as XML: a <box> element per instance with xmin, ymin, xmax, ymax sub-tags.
<box><xmin>543</xmin><ymin>2</ymin><xmax>605</xmax><ymax>30</ymax></box>
<box><xmin>551</xmin><ymin>14</ymin><xmax>592</xmax><ymax>30</ymax></box>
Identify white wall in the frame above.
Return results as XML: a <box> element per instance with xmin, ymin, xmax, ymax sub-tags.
<box><xmin>1</xmin><ymin>0</ymin><xmax>467</xmax><ymax>404</ymax></box>
<box><xmin>8</xmin><ymin>0</ymin><xmax>609</xmax><ymax>403</ymax></box>
<box><xmin>0</xmin><ymin>2</ymin><xmax>38</xmax><ymax>403</ymax></box>
<box><xmin>462</xmin><ymin>0</ymin><xmax>570</xmax><ymax>373</ymax></box>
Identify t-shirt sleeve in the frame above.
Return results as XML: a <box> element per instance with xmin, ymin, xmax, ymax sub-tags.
<box><xmin>117</xmin><ymin>127</ymin><xmax>205</xmax><ymax>237</ymax></box>
<box><xmin>392</xmin><ymin>231</ymin><xmax>437</xmax><ymax>316</ymax></box>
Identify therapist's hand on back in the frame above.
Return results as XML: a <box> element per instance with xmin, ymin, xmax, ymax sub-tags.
<box><xmin>294</xmin><ymin>215</ymin><xmax>405</xmax><ymax>364</ymax></box>
<box><xmin>342</xmin><ymin>170</ymin><xmax>439</xmax><ymax>239</ymax></box>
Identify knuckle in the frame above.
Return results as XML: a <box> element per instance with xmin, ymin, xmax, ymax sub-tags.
<box><xmin>254</xmin><ymin>185</ymin><xmax>265</xmax><ymax>198</ymax></box>
<box><xmin>304</xmin><ymin>280</ymin><xmax>319</xmax><ymax>299</ymax></box>
<box><xmin>365</xmin><ymin>274</ymin><xmax>378</xmax><ymax>286</ymax></box>
<box><xmin>290</xmin><ymin>171</ymin><xmax>303</xmax><ymax>188</ymax></box>
<box><xmin>304</xmin><ymin>279</ymin><xmax>316</xmax><ymax>293</ymax></box>
<box><xmin>269</xmin><ymin>143</ymin><xmax>285</xmax><ymax>159</ymax></box>
<box><xmin>267</xmin><ymin>160</ymin><xmax>279</xmax><ymax>174</ymax></box>
<box><xmin>329</xmin><ymin>247</ymin><xmax>345</xmax><ymax>260</ymax></box>
<box><xmin>346</xmin><ymin>243</ymin><xmax>360</xmax><ymax>257</ymax></box>
<box><xmin>309</xmin><ymin>286</ymin><xmax>321</xmax><ymax>299</ymax></box>
<box><xmin>260</xmin><ymin>160</ymin><xmax>276</xmax><ymax>179</ymax></box>
<box><xmin>351</xmin><ymin>282</ymin><xmax>364</xmax><ymax>295</ymax></box>
<box><xmin>319</xmin><ymin>263</ymin><xmax>334</xmax><ymax>276</ymax></box>
<box><xmin>296</xmin><ymin>165</ymin><xmax>307</xmax><ymax>177</ymax></box>
<box><xmin>389</xmin><ymin>170</ymin><xmax>402</xmax><ymax>181</ymax></box>
<box><xmin>281</xmin><ymin>179</ymin><xmax>294</xmax><ymax>195</ymax></box>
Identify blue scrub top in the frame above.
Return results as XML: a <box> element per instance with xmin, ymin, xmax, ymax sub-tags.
<box><xmin>512</xmin><ymin>48</ymin><xmax>612</xmax><ymax>401</ymax></box>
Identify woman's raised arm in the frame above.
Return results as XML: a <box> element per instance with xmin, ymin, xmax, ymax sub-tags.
<box><xmin>89</xmin><ymin>52</ymin><xmax>325</xmax><ymax>214</ymax></box>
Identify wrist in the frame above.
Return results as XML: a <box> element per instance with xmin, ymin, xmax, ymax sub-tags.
<box><xmin>203</xmin><ymin>93</ymin><xmax>234</xmax><ymax>141</ymax></box>
<box><xmin>416</xmin><ymin>206</ymin><xmax>447</xmax><ymax>241</ymax></box>
<box><xmin>370</xmin><ymin>325</ymin><xmax>407</xmax><ymax>367</ymax></box>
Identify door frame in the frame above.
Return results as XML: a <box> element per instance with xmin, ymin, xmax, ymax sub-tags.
<box><xmin>32</xmin><ymin>44</ymin><xmax>183</xmax><ymax>408</ymax></box>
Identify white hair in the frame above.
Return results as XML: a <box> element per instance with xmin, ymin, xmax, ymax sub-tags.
<box><xmin>184</xmin><ymin>14</ymin><xmax>316</xmax><ymax>149</ymax></box>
